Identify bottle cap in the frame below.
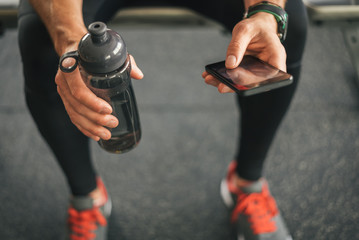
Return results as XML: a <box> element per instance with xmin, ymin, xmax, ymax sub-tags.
<box><xmin>78</xmin><ymin>22</ymin><xmax>128</xmax><ymax>75</ymax></box>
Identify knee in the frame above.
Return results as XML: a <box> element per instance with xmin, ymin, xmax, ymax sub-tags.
<box><xmin>18</xmin><ymin>13</ymin><xmax>59</xmax><ymax>102</ymax></box>
<box><xmin>284</xmin><ymin>8</ymin><xmax>308</xmax><ymax>66</ymax></box>
<box><xmin>18</xmin><ymin>13</ymin><xmax>53</xmax><ymax>58</ymax></box>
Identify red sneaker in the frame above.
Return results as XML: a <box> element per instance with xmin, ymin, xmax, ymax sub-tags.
<box><xmin>66</xmin><ymin>178</ymin><xmax>112</xmax><ymax>240</ymax></box>
<box><xmin>220</xmin><ymin>162</ymin><xmax>292</xmax><ymax>240</ymax></box>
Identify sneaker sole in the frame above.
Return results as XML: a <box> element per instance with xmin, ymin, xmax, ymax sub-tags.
<box><xmin>237</xmin><ymin>234</ymin><xmax>293</xmax><ymax>240</ymax></box>
<box><xmin>220</xmin><ymin>179</ymin><xmax>294</xmax><ymax>240</ymax></box>
<box><xmin>220</xmin><ymin>179</ymin><xmax>235</xmax><ymax>209</ymax></box>
<box><xmin>103</xmin><ymin>196</ymin><xmax>112</xmax><ymax>218</ymax></box>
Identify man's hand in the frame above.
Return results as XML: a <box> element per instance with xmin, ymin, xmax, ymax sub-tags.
<box><xmin>28</xmin><ymin>0</ymin><xmax>146</xmax><ymax>141</ymax></box>
<box><xmin>55</xmin><ymin>55</ymin><xmax>144</xmax><ymax>141</ymax></box>
<box><xmin>203</xmin><ymin>12</ymin><xmax>286</xmax><ymax>93</ymax></box>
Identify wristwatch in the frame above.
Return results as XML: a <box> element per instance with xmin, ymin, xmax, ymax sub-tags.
<box><xmin>244</xmin><ymin>1</ymin><xmax>288</xmax><ymax>42</ymax></box>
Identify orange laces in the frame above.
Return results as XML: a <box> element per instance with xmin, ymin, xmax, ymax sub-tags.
<box><xmin>231</xmin><ymin>185</ymin><xmax>279</xmax><ymax>234</ymax></box>
<box><xmin>68</xmin><ymin>207</ymin><xmax>107</xmax><ymax>240</ymax></box>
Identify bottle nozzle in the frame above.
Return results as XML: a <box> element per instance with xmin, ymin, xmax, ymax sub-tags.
<box><xmin>88</xmin><ymin>22</ymin><xmax>109</xmax><ymax>44</ymax></box>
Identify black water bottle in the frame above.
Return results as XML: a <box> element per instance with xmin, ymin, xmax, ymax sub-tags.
<box><xmin>59</xmin><ymin>22</ymin><xmax>141</xmax><ymax>154</ymax></box>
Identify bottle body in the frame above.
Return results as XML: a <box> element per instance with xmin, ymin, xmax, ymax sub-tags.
<box><xmin>80</xmin><ymin>56</ymin><xmax>141</xmax><ymax>153</ymax></box>
<box><xmin>59</xmin><ymin>22</ymin><xmax>141</xmax><ymax>154</ymax></box>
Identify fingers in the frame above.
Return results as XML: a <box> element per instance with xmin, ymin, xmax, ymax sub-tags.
<box><xmin>77</xmin><ymin>125</ymin><xmax>101</xmax><ymax>142</ymax></box>
<box><xmin>225</xmin><ymin>15</ymin><xmax>288</xmax><ymax>73</ymax></box>
<box><xmin>59</xmin><ymin>90</ymin><xmax>112</xmax><ymax>141</ymax></box>
<box><xmin>263</xmin><ymin>45</ymin><xmax>287</xmax><ymax>72</ymax></box>
<box><xmin>130</xmin><ymin>55</ymin><xmax>144</xmax><ymax>80</ymax></box>
<box><xmin>58</xmin><ymin>59</ymin><xmax>113</xmax><ymax>113</ymax></box>
<box><xmin>56</xmin><ymin>54</ymin><xmax>144</xmax><ymax>141</ymax></box>
<box><xmin>225</xmin><ymin>21</ymin><xmax>252</xmax><ymax>69</ymax></box>
<box><xmin>55</xmin><ymin>69</ymin><xmax>118</xmax><ymax>141</ymax></box>
<box><xmin>57</xmin><ymin>81</ymin><xmax>118</xmax><ymax>127</ymax></box>
<box><xmin>57</xmin><ymin>70</ymin><xmax>112</xmax><ymax>114</ymax></box>
<box><xmin>202</xmin><ymin>71</ymin><xmax>234</xmax><ymax>93</ymax></box>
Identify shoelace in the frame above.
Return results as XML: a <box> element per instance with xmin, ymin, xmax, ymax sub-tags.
<box><xmin>231</xmin><ymin>186</ymin><xmax>279</xmax><ymax>235</ymax></box>
<box><xmin>68</xmin><ymin>207</ymin><xmax>107</xmax><ymax>240</ymax></box>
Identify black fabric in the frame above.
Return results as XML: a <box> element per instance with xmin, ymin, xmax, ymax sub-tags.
<box><xmin>17</xmin><ymin>0</ymin><xmax>307</xmax><ymax>196</ymax></box>
<box><xmin>17</xmin><ymin>0</ymin><xmax>116</xmax><ymax>196</ymax></box>
<box><xmin>234</xmin><ymin>0</ymin><xmax>308</xmax><ymax>181</ymax></box>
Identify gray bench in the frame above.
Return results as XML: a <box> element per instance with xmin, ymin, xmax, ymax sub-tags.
<box><xmin>0</xmin><ymin>2</ymin><xmax>223</xmax><ymax>36</ymax></box>
<box><xmin>0</xmin><ymin>0</ymin><xmax>18</xmax><ymax>35</ymax></box>
<box><xmin>109</xmin><ymin>6</ymin><xmax>224</xmax><ymax>31</ymax></box>
<box><xmin>304</xmin><ymin>0</ymin><xmax>359</xmax><ymax>84</ymax></box>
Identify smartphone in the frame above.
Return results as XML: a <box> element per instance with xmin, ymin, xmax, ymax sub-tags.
<box><xmin>205</xmin><ymin>55</ymin><xmax>293</xmax><ymax>96</ymax></box>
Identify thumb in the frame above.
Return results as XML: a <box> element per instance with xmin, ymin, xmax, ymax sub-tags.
<box><xmin>129</xmin><ymin>55</ymin><xmax>144</xmax><ymax>80</ymax></box>
<box><xmin>225</xmin><ymin>28</ymin><xmax>252</xmax><ymax>69</ymax></box>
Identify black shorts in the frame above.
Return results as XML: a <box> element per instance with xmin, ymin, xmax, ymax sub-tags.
<box><xmin>18</xmin><ymin>0</ymin><xmax>307</xmax><ymax>97</ymax></box>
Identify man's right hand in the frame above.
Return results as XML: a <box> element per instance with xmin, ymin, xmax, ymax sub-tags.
<box><xmin>203</xmin><ymin>11</ymin><xmax>286</xmax><ymax>94</ymax></box>
<box><xmin>55</xmin><ymin>55</ymin><xmax>144</xmax><ymax>141</ymax></box>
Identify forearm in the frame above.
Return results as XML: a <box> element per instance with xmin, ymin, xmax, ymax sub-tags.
<box><xmin>29</xmin><ymin>0</ymin><xmax>87</xmax><ymax>56</ymax></box>
<box><xmin>243</xmin><ymin>0</ymin><xmax>286</xmax><ymax>9</ymax></box>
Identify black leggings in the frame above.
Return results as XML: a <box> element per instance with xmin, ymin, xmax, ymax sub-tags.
<box><xmin>17</xmin><ymin>0</ymin><xmax>307</xmax><ymax>195</ymax></box>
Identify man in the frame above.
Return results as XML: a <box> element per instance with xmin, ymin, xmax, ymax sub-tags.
<box><xmin>17</xmin><ymin>0</ymin><xmax>307</xmax><ymax>239</ymax></box>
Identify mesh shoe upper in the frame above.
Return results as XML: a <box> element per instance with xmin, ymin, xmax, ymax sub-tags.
<box><xmin>220</xmin><ymin>161</ymin><xmax>292</xmax><ymax>240</ymax></box>
<box><xmin>67</xmin><ymin>178</ymin><xmax>111</xmax><ymax>240</ymax></box>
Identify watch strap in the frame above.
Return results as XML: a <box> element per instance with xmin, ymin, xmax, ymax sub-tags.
<box><xmin>245</xmin><ymin>1</ymin><xmax>288</xmax><ymax>42</ymax></box>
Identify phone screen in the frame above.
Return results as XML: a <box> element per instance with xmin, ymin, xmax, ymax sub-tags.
<box><xmin>205</xmin><ymin>55</ymin><xmax>293</xmax><ymax>96</ymax></box>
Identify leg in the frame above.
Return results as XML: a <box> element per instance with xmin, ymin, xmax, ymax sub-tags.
<box><xmin>18</xmin><ymin>0</ymin><xmax>126</xmax><ymax>197</ymax></box>
<box><xmin>175</xmin><ymin>0</ymin><xmax>307</xmax><ymax>180</ymax></box>
<box><xmin>18</xmin><ymin>0</ymin><xmax>124</xmax><ymax>239</ymax></box>
<box><xmin>235</xmin><ymin>0</ymin><xmax>308</xmax><ymax>180</ymax></box>
<box><xmin>180</xmin><ymin>1</ymin><xmax>307</xmax><ymax>239</ymax></box>
<box><xmin>18</xmin><ymin>0</ymin><xmax>97</xmax><ymax>196</ymax></box>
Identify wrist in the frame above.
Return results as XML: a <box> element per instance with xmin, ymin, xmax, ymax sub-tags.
<box><xmin>54</xmin><ymin>27</ymin><xmax>87</xmax><ymax>56</ymax></box>
<box><xmin>244</xmin><ymin>1</ymin><xmax>288</xmax><ymax>42</ymax></box>
<box><xmin>248</xmin><ymin>12</ymin><xmax>277</xmax><ymax>34</ymax></box>
<box><xmin>28</xmin><ymin>0</ymin><xmax>87</xmax><ymax>56</ymax></box>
